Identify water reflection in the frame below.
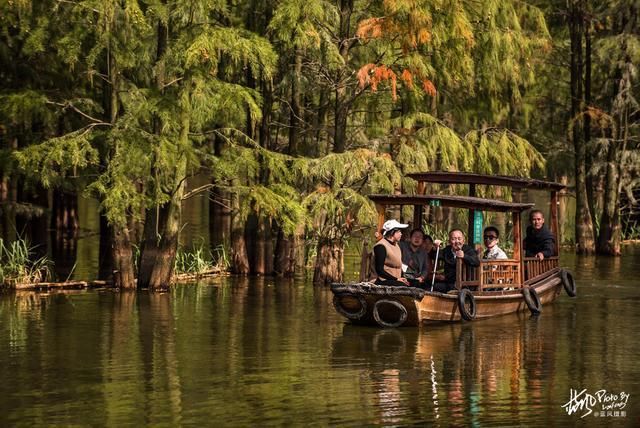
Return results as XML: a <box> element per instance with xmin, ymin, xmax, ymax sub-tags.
<box><xmin>0</xmin><ymin>251</ymin><xmax>639</xmax><ymax>425</ymax></box>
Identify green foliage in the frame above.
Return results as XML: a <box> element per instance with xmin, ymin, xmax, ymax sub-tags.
<box><xmin>15</xmin><ymin>129</ymin><xmax>100</xmax><ymax>188</ymax></box>
<box><xmin>300</xmin><ymin>149</ymin><xmax>401</xmax><ymax>243</ymax></box>
<box><xmin>464</xmin><ymin>128</ymin><xmax>545</xmax><ymax>177</ymax></box>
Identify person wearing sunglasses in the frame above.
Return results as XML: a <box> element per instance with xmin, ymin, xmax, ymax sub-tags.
<box><xmin>482</xmin><ymin>226</ymin><xmax>507</xmax><ymax>260</ymax></box>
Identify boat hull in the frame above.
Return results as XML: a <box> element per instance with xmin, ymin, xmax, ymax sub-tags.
<box><xmin>331</xmin><ymin>269</ymin><xmax>567</xmax><ymax>326</ymax></box>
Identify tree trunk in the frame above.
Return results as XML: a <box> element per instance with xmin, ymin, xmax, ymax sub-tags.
<box><xmin>0</xmin><ymin>158</ymin><xmax>17</xmax><ymax>243</ymax></box>
<box><xmin>98</xmin><ymin>215</ymin><xmax>114</xmax><ymax>280</ymax></box>
<box><xmin>112</xmin><ymin>223</ymin><xmax>136</xmax><ymax>289</ymax></box>
<box><xmin>253</xmin><ymin>217</ymin><xmax>268</xmax><ymax>275</ymax></box>
<box><xmin>570</xmin><ymin>0</ymin><xmax>595</xmax><ymax>254</ymax></box>
<box><xmin>313</xmin><ymin>240</ymin><xmax>344</xmax><ymax>285</ymax></box>
<box><xmin>288</xmin><ymin>48</ymin><xmax>302</xmax><ymax>155</ymax></box>
<box><xmin>137</xmin><ymin>92</ymin><xmax>190</xmax><ymax>290</ymax></box>
<box><xmin>230</xmin><ymin>192</ymin><xmax>250</xmax><ymax>274</ymax></box>
<box><xmin>597</xmin><ymin>147</ymin><xmax>622</xmax><ymax>255</ymax></box>
<box><xmin>333</xmin><ymin>0</ymin><xmax>354</xmax><ymax>154</ymax></box>
<box><xmin>597</xmin><ymin>63</ymin><xmax>630</xmax><ymax>256</ymax></box>
<box><xmin>558</xmin><ymin>175</ymin><xmax>569</xmax><ymax>245</ymax></box>
<box><xmin>584</xmin><ymin>20</ymin><xmax>597</xmax><ymax>228</ymax></box>
<box><xmin>274</xmin><ymin>227</ymin><xmax>291</xmax><ymax>276</ymax></box>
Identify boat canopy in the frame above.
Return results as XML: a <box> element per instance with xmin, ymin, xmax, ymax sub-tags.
<box><xmin>406</xmin><ymin>171</ymin><xmax>566</xmax><ymax>191</ymax></box>
<box><xmin>368</xmin><ymin>194</ymin><xmax>535</xmax><ymax>213</ymax></box>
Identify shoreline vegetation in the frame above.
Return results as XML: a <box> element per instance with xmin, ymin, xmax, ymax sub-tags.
<box><xmin>1</xmin><ymin>239</ymin><xmax>227</xmax><ymax>290</ymax></box>
<box><xmin>1</xmin><ymin>1</ymin><xmax>638</xmax><ymax>291</ymax></box>
<box><xmin>2</xmin><ymin>237</ymin><xmax>639</xmax><ymax>292</ymax></box>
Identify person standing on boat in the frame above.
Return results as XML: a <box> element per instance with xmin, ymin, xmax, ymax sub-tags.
<box><xmin>523</xmin><ymin>210</ymin><xmax>555</xmax><ymax>260</ymax></box>
<box><xmin>432</xmin><ymin>229</ymin><xmax>480</xmax><ymax>293</ymax></box>
<box><xmin>373</xmin><ymin>220</ymin><xmax>410</xmax><ymax>286</ymax></box>
<box><xmin>482</xmin><ymin>226</ymin><xmax>508</xmax><ymax>260</ymax></box>
<box><xmin>399</xmin><ymin>228</ymin><xmax>430</xmax><ymax>286</ymax></box>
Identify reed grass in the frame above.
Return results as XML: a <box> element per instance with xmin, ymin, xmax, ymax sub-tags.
<box><xmin>174</xmin><ymin>244</ymin><xmax>229</xmax><ymax>275</ymax></box>
<box><xmin>0</xmin><ymin>238</ymin><xmax>51</xmax><ymax>287</ymax></box>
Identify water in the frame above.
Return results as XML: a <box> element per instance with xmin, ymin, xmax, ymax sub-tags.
<box><xmin>1</xmin><ymin>248</ymin><xmax>639</xmax><ymax>426</ymax></box>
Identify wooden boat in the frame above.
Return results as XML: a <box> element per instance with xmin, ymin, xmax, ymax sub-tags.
<box><xmin>331</xmin><ymin>172</ymin><xmax>577</xmax><ymax>327</ymax></box>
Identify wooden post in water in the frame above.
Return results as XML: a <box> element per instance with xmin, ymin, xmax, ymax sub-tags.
<box><xmin>359</xmin><ymin>240</ymin><xmax>370</xmax><ymax>282</ymax></box>
<box><xmin>417</xmin><ymin>182</ymin><xmax>426</xmax><ymax>195</ymax></box>
<box><xmin>550</xmin><ymin>190</ymin><xmax>559</xmax><ymax>255</ymax></box>
<box><xmin>413</xmin><ymin>204</ymin><xmax>423</xmax><ymax>230</ymax></box>
<box><xmin>467</xmin><ymin>184</ymin><xmax>476</xmax><ymax>241</ymax></box>
<box><xmin>512</xmin><ymin>210</ymin><xmax>523</xmax><ymax>287</ymax></box>
<box><xmin>376</xmin><ymin>203</ymin><xmax>385</xmax><ymax>241</ymax></box>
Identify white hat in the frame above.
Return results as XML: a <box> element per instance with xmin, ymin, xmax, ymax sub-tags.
<box><xmin>382</xmin><ymin>219</ymin><xmax>409</xmax><ymax>234</ymax></box>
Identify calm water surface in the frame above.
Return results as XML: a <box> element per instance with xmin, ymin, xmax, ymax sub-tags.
<box><xmin>1</xmin><ymin>248</ymin><xmax>640</xmax><ymax>426</ymax></box>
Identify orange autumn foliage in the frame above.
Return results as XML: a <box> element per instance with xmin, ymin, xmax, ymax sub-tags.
<box><xmin>357</xmin><ymin>64</ymin><xmax>398</xmax><ymax>100</ymax></box>
<box><xmin>356</xmin><ymin>17</ymin><xmax>386</xmax><ymax>40</ymax></box>
<box><xmin>359</xmin><ymin>64</ymin><xmax>437</xmax><ymax>100</ymax></box>
<box><xmin>422</xmin><ymin>79</ymin><xmax>437</xmax><ymax>97</ymax></box>
<box><xmin>400</xmin><ymin>69</ymin><xmax>414</xmax><ymax>90</ymax></box>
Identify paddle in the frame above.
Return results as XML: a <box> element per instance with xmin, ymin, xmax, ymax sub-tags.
<box><xmin>430</xmin><ymin>240</ymin><xmax>442</xmax><ymax>291</ymax></box>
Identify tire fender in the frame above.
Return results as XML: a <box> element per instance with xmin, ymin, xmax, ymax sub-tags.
<box><xmin>523</xmin><ymin>287</ymin><xmax>542</xmax><ymax>315</ymax></box>
<box><xmin>561</xmin><ymin>269</ymin><xmax>577</xmax><ymax>297</ymax></box>
<box><xmin>373</xmin><ymin>299</ymin><xmax>408</xmax><ymax>328</ymax></box>
<box><xmin>458</xmin><ymin>288</ymin><xmax>477</xmax><ymax>321</ymax></box>
<box><xmin>333</xmin><ymin>293</ymin><xmax>367</xmax><ymax>320</ymax></box>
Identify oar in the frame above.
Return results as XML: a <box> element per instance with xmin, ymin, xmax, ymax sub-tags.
<box><xmin>430</xmin><ymin>240</ymin><xmax>442</xmax><ymax>292</ymax></box>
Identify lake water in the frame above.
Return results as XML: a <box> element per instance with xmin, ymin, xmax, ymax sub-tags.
<box><xmin>1</xmin><ymin>246</ymin><xmax>639</xmax><ymax>426</ymax></box>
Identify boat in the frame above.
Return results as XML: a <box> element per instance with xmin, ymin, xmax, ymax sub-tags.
<box><xmin>331</xmin><ymin>172</ymin><xmax>577</xmax><ymax>327</ymax></box>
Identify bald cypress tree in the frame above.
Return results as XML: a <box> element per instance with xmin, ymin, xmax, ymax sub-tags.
<box><xmin>10</xmin><ymin>1</ymin><xmax>277</xmax><ymax>289</ymax></box>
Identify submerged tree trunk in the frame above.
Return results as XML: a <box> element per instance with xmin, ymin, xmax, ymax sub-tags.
<box><xmin>98</xmin><ymin>215</ymin><xmax>114</xmax><ymax>280</ymax></box>
<box><xmin>274</xmin><ymin>227</ymin><xmax>295</xmax><ymax>276</ymax></box>
<box><xmin>137</xmin><ymin>98</ymin><xmax>190</xmax><ymax>290</ymax></box>
<box><xmin>597</xmin><ymin>63</ymin><xmax>630</xmax><ymax>256</ymax></box>
<box><xmin>112</xmin><ymin>223</ymin><xmax>136</xmax><ymax>289</ymax></box>
<box><xmin>313</xmin><ymin>241</ymin><xmax>344</xmax><ymax>285</ymax></box>
<box><xmin>570</xmin><ymin>0</ymin><xmax>595</xmax><ymax>254</ymax></box>
<box><xmin>253</xmin><ymin>217</ymin><xmax>268</xmax><ymax>275</ymax></box>
<box><xmin>230</xmin><ymin>192</ymin><xmax>250</xmax><ymax>274</ymax></box>
<box><xmin>597</xmin><ymin>153</ymin><xmax>622</xmax><ymax>255</ymax></box>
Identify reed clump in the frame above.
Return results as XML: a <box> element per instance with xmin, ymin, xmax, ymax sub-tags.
<box><xmin>0</xmin><ymin>239</ymin><xmax>51</xmax><ymax>288</ymax></box>
<box><xmin>173</xmin><ymin>244</ymin><xmax>229</xmax><ymax>276</ymax></box>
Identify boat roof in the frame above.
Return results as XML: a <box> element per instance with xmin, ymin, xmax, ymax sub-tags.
<box><xmin>368</xmin><ymin>194</ymin><xmax>535</xmax><ymax>212</ymax></box>
<box><xmin>406</xmin><ymin>171</ymin><xmax>566</xmax><ymax>191</ymax></box>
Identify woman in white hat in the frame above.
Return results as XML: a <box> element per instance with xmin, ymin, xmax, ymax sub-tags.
<box><xmin>372</xmin><ymin>219</ymin><xmax>410</xmax><ymax>286</ymax></box>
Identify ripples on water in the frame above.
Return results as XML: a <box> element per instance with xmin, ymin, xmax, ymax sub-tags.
<box><xmin>1</xmin><ymin>250</ymin><xmax>640</xmax><ymax>426</ymax></box>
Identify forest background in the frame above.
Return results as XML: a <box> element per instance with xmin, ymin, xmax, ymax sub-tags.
<box><xmin>0</xmin><ymin>0</ymin><xmax>638</xmax><ymax>290</ymax></box>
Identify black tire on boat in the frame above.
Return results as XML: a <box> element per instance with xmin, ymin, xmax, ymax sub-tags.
<box><xmin>373</xmin><ymin>299</ymin><xmax>408</xmax><ymax>328</ymax></box>
<box><xmin>523</xmin><ymin>287</ymin><xmax>542</xmax><ymax>315</ymax></box>
<box><xmin>457</xmin><ymin>289</ymin><xmax>477</xmax><ymax>321</ymax></box>
<box><xmin>333</xmin><ymin>293</ymin><xmax>367</xmax><ymax>320</ymax></box>
<box><xmin>561</xmin><ymin>269</ymin><xmax>577</xmax><ymax>297</ymax></box>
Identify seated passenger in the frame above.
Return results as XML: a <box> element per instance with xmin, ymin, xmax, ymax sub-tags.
<box><xmin>432</xmin><ymin>229</ymin><xmax>480</xmax><ymax>293</ymax></box>
<box><xmin>373</xmin><ymin>219</ymin><xmax>410</xmax><ymax>286</ymax></box>
<box><xmin>523</xmin><ymin>210</ymin><xmax>555</xmax><ymax>260</ymax></box>
<box><xmin>422</xmin><ymin>234</ymin><xmax>438</xmax><ymax>261</ymax></box>
<box><xmin>399</xmin><ymin>228</ymin><xmax>430</xmax><ymax>287</ymax></box>
<box><xmin>482</xmin><ymin>226</ymin><xmax>508</xmax><ymax>260</ymax></box>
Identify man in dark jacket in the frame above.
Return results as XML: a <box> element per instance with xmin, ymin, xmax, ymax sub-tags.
<box><xmin>523</xmin><ymin>210</ymin><xmax>556</xmax><ymax>259</ymax></box>
<box><xmin>432</xmin><ymin>229</ymin><xmax>480</xmax><ymax>293</ymax></box>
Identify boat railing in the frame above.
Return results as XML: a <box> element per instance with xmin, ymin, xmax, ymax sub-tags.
<box><xmin>457</xmin><ymin>259</ymin><xmax>522</xmax><ymax>291</ymax></box>
<box><xmin>456</xmin><ymin>258</ymin><xmax>480</xmax><ymax>289</ymax></box>
<box><xmin>523</xmin><ymin>256</ymin><xmax>560</xmax><ymax>283</ymax></box>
